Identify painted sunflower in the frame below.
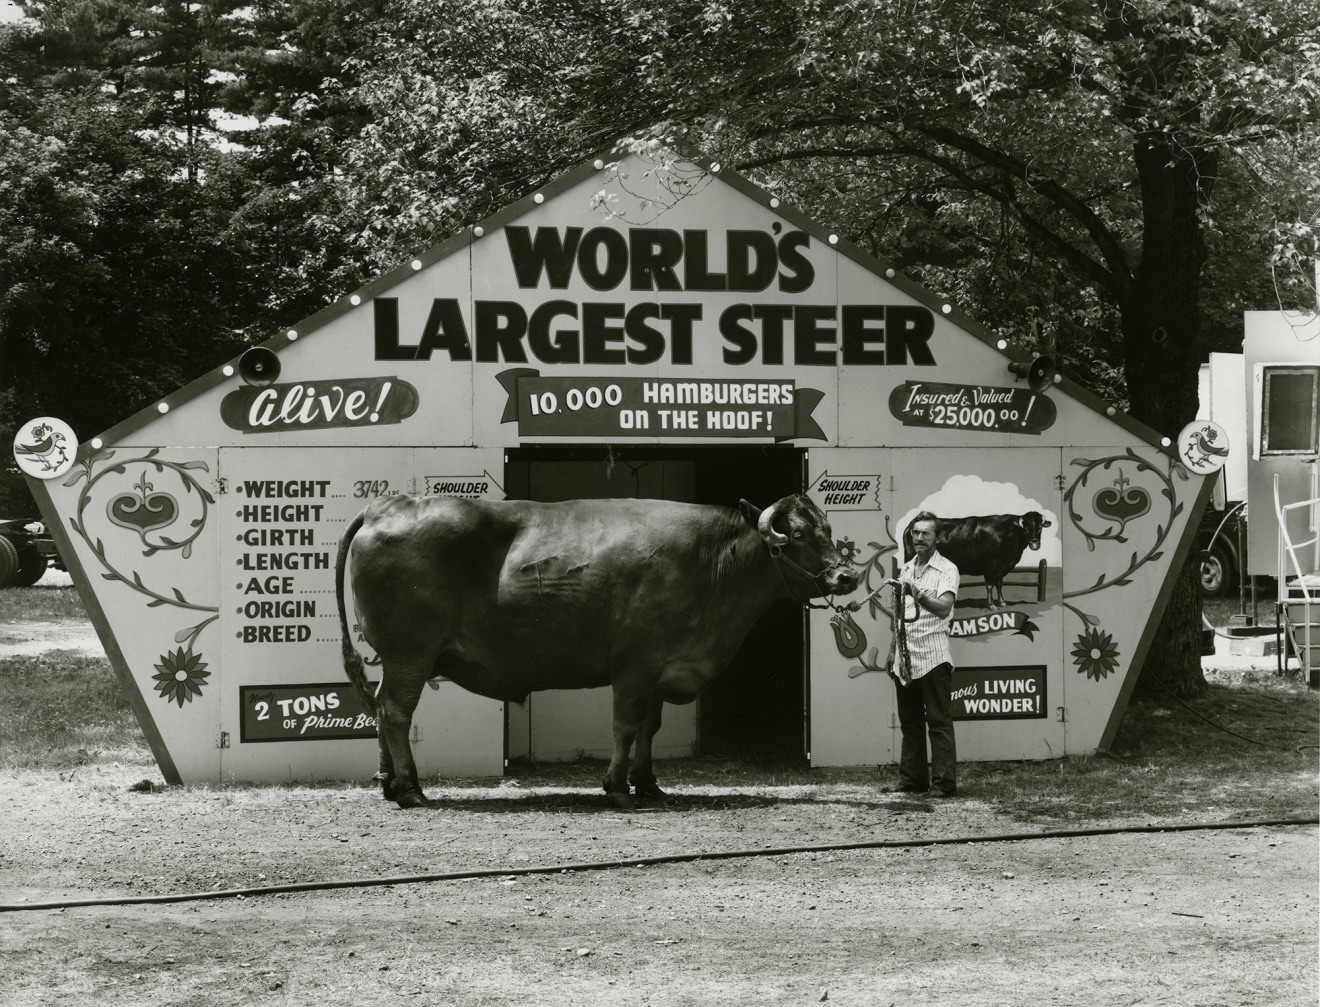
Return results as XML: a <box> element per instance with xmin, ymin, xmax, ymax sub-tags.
<box><xmin>152</xmin><ymin>647</ymin><xmax>211</xmax><ymax>707</ymax></box>
<box><xmin>1071</xmin><ymin>627</ymin><xmax>1120</xmax><ymax>681</ymax></box>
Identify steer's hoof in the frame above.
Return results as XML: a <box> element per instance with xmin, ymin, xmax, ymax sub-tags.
<box><xmin>605</xmin><ymin>790</ymin><xmax>637</xmax><ymax>811</ymax></box>
<box><xmin>633</xmin><ymin>782</ymin><xmax>668</xmax><ymax>803</ymax></box>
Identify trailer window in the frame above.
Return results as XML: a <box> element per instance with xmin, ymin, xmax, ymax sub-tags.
<box><xmin>1260</xmin><ymin>365</ymin><xmax>1319</xmax><ymax>456</ymax></box>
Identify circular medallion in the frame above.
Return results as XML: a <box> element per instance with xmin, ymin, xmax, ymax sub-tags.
<box><xmin>12</xmin><ymin>416</ymin><xmax>77</xmax><ymax>480</ymax></box>
<box><xmin>1176</xmin><ymin>420</ymin><xmax>1230</xmax><ymax>474</ymax></box>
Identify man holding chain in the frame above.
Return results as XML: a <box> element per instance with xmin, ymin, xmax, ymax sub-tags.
<box><xmin>888</xmin><ymin>510</ymin><xmax>960</xmax><ymax>797</ymax></box>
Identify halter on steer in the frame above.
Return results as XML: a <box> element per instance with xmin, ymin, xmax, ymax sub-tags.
<box><xmin>757</xmin><ymin>500</ymin><xmax>915</xmax><ymax>682</ymax></box>
<box><xmin>757</xmin><ymin>499</ymin><xmax>860</xmax><ymax>611</ymax></box>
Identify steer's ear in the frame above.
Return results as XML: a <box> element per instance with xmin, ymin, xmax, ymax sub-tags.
<box><xmin>738</xmin><ymin>499</ymin><xmax>761</xmax><ymax>527</ymax></box>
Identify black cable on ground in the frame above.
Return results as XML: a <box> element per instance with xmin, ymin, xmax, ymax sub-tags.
<box><xmin>3</xmin><ymin>815</ymin><xmax>1314</xmax><ymax>914</ymax></box>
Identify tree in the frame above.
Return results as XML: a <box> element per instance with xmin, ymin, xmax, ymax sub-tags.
<box><xmin>0</xmin><ymin>1</ymin><xmax>385</xmax><ymax>512</ymax></box>
<box><xmin>212</xmin><ymin>0</ymin><xmax>386</xmax><ymax>318</ymax></box>
<box><xmin>334</xmin><ymin>0</ymin><xmax>1319</xmax><ymax>695</ymax></box>
<box><xmin>0</xmin><ymin>94</ymin><xmax>249</xmax><ymax>450</ymax></box>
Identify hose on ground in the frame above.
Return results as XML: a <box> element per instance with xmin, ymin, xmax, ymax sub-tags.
<box><xmin>2</xmin><ymin>815</ymin><xmax>1314</xmax><ymax>914</ymax></box>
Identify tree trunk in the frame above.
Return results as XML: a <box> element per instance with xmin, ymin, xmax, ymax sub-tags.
<box><xmin>1121</xmin><ymin>137</ymin><xmax>1217</xmax><ymax>698</ymax></box>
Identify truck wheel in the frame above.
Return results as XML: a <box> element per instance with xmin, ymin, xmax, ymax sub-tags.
<box><xmin>1199</xmin><ymin>542</ymin><xmax>1235</xmax><ymax>598</ymax></box>
<box><xmin>0</xmin><ymin>536</ymin><xmax>19</xmax><ymax>589</ymax></box>
<box><xmin>13</xmin><ymin>545</ymin><xmax>46</xmax><ymax>586</ymax></box>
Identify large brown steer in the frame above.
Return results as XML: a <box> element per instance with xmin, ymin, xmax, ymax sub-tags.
<box><xmin>335</xmin><ymin>493</ymin><xmax>858</xmax><ymax>809</ymax></box>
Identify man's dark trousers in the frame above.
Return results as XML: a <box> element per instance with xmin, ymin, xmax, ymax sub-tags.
<box><xmin>894</xmin><ymin>662</ymin><xmax>956</xmax><ymax>795</ymax></box>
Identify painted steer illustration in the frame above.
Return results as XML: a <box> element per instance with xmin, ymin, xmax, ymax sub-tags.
<box><xmin>904</xmin><ymin>512</ymin><xmax>1052</xmax><ymax>608</ymax></box>
<box><xmin>335</xmin><ymin>493</ymin><xmax>859</xmax><ymax>809</ymax></box>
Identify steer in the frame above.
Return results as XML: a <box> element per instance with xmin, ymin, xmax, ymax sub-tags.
<box><xmin>903</xmin><ymin>512</ymin><xmax>1051</xmax><ymax>608</ymax></box>
<box><xmin>335</xmin><ymin>493</ymin><xmax>859</xmax><ymax>809</ymax></box>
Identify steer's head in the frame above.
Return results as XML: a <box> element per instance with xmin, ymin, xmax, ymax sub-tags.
<box><xmin>741</xmin><ymin>494</ymin><xmax>860</xmax><ymax>599</ymax></box>
<box><xmin>1021</xmin><ymin>511</ymin><xmax>1051</xmax><ymax>550</ymax></box>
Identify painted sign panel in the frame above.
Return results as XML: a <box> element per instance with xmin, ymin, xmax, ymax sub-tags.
<box><xmin>950</xmin><ymin>666</ymin><xmax>1047</xmax><ymax>720</ymax></box>
<box><xmin>221</xmin><ymin>377</ymin><xmax>419</xmax><ymax>434</ymax></box>
<box><xmin>239</xmin><ymin>682</ymin><xmax>378</xmax><ymax>743</ymax></box>
<box><xmin>889</xmin><ymin>380</ymin><xmax>1057</xmax><ymax>435</ymax></box>
<box><xmin>214</xmin><ymin>446</ymin><xmax>506</xmax><ymax>782</ymax></box>
<box><xmin>809</xmin><ymin>446</ymin><xmax>1066</xmax><ymax>766</ymax></box>
<box><xmin>503</xmin><ymin>372</ymin><xmax>822</xmax><ymax>440</ymax></box>
<box><xmin>1058</xmin><ymin>443</ymin><xmax>1211</xmax><ymax>750</ymax></box>
<box><xmin>26</xmin><ymin>447</ymin><xmax>224</xmax><ymax>781</ymax></box>
<box><xmin>809</xmin><ymin>471</ymin><xmax>881</xmax><ymax>510</ymax></box>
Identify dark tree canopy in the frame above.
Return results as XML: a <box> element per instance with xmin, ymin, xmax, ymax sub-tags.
<box><xmin>0</xmin><ymin>0</ymin><xmax>376</xmax><ymax>509</ymax></box>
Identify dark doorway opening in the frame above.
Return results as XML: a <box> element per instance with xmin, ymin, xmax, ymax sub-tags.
<box><xmin>505</xmin><ymin>445</ymin><xmax>807</xmax><ymax>759</ymax></box>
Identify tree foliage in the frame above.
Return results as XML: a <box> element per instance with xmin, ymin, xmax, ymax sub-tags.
<box><xmin>0</xmin><ymin>0</ymin><xmax>378</xmax><ymax>513</ymax></box>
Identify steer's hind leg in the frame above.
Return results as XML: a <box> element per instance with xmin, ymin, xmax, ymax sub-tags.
<box><xmin>376</xmin><ymin>660</ymin><xmax>432</xmax><ymax>809</ymax></box>
<box><xmin>372</xmin><ymin>727</ymin><xmax>400</xmax><ymax>802</ymax></box>
<box><xmin>630</xmin><ymin>694</ymin><xmax>668</xmax><ymax>802</ymax></box>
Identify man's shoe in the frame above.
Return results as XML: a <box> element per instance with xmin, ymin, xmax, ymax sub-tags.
<box><xmin>888</xmin><ymin>784</ymin><xmax>928</xmax><ymax>794</ymax></box>
<box><xmin>934</xmin><ymin>787</ymin><xmax>957</xmax><ymax>798</ymax></box>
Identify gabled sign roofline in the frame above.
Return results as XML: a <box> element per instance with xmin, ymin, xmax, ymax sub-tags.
<box><xmin>87</xmin><ymin>143</ymin><xmax>1173</xmax><ymax>458</ymax></box>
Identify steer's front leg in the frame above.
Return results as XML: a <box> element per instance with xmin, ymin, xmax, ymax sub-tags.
<box><xmin>630</xmin><ymin>694</ymin><xmax>668</xmax><ymax>802</ymax></box>
<box><xmin>603</xmin><ymin>686</ymin><xmax>649</xmax><ymax>810</ymax></box>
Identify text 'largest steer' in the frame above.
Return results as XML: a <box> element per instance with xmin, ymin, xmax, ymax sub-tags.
<box><xmin>334</xmin><ymin>494</ymin><xmax>859</xmax><ymax>809</ymax></box>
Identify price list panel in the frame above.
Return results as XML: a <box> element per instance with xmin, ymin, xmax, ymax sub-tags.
<box><xmin>216</xmin><ymin>446</ymin><xmax>505</xmax><ymax>782</ymax></box>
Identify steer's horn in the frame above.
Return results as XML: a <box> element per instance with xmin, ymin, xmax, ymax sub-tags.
<box><xmin>758</xmin><ymin>500</ymin><xmax>789</xmax><ymax>548</ymax></box>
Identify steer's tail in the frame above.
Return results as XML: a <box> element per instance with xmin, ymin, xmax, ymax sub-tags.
<box><xmin>335</xmin><ymin>510</ymin><xmax>376</xmax><ymax>716</ymax></box>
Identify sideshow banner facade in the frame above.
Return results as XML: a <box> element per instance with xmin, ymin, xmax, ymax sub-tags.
<box><xmin>22</xmin><ymin>148</ymin><xmax>1211</xmax><ymax>783</ymax></box>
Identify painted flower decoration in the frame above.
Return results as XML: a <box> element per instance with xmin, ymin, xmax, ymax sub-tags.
<box><xmin>1071</xmin><ymin>627</ymin><xmax>1120</xmax><ymax>681</ymax></box>
<box><xmin>835</xmin><ymin>538</ymin><xmax>860</xmax><ymax>565</ymax></box>
<box><xmin>830</xmin><ymin>610</ymin><xmax>868</xmax><ymax>659</ymax></box>
<box><xmin>152</xmin><ymin>647</ymin><xmax>211</xmax><ymax>706</ymax></box>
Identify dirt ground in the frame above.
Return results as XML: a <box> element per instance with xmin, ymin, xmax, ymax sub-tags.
<box><xmin>1</xmin><ymin>584</ymin><xmax>1317</xmax><ymax>1006</ymax></box>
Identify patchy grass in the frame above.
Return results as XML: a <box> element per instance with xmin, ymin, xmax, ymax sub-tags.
<box><xmin>961</xmin><ymin>671</ymin><xmax>1317</xmax><ymax>823</ymax></box>
<box><xmin>1</xmin><ymin>650</ymin><xmax>1313</xmax><ymax>822</ymax></box>
<box><xmin>0</xmin><ymin>650</ymin><xmax>150</xmax><ymax>770</ymax></box>
<box><xmin>0</xmin><ymin>582</ymin><xmax>1315</xmax><ymax>826</ymax></box>
<box><xmin>0</xmin><ymin>584</ymin><xmax>87</xmax><ymax>623</ymax></box>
